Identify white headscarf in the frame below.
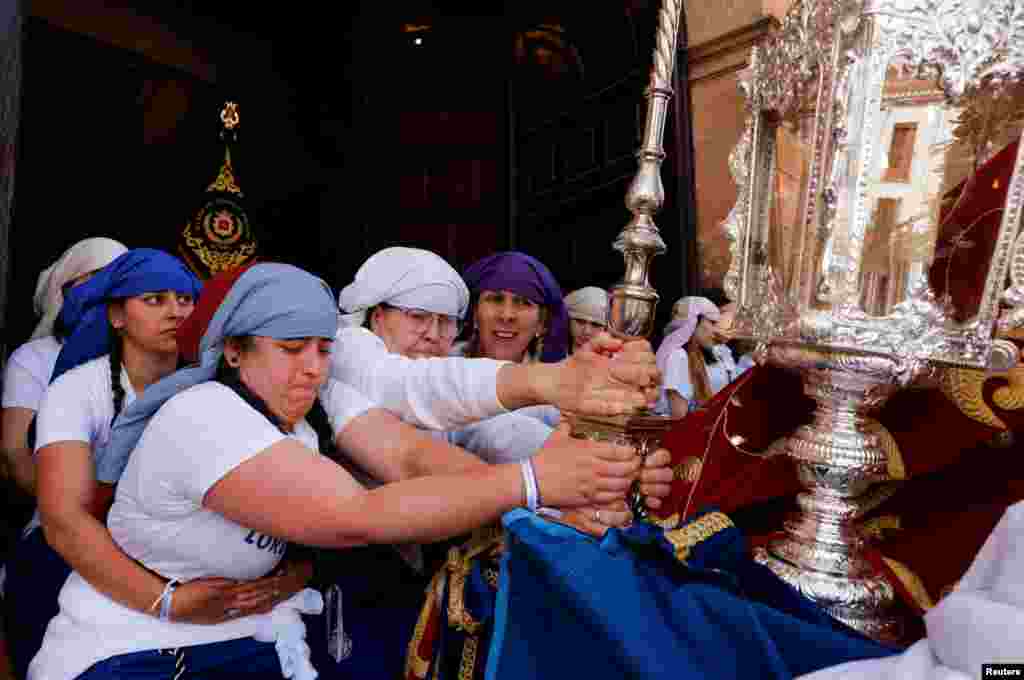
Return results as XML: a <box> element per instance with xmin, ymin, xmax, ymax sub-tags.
<box><xmin>337</xmin><ymin>247</ymin><xmax>469</xmax><ymax>327</ymax></box>
<box><xmin>564</xmin><ymin>287</ymin><xmax>608</xmax><ymax>326</ymax></box>
<box><xmin>655</xmin><ymin>296</ymin><xmax>720</xmax><ymax>376</ymax></box>
<box><xmin>31</xmin><ymin>237</ymin><xmax>128</xmax><ymax>340</ymax></box>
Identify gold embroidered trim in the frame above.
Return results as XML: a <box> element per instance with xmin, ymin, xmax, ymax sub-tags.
<box><xmin>674</xmin><ymin>456</ymin><xmax>703</xmax><ymax>483</ymax></box>
<box><xmin>445</xmin><ymin>526</ymin><xmax>504</xmax><ymax>635</ymax></box>
<box><xmin>405</xmin><ymin>567</ymin><xmax>447</xmax><ymax>680</ymax></box>
<box><xmin>207</xmin><ymin>147</ymin><xmax>243</xmax><ymax>195</ymax></box>
<box><xmin>651</xmin><ymin>513</ymin><xmax>680</xmax><ymax>530</ymax></box>
<box><xmin>860</xmin><ymin>515</ymin><xmax>901</xmax><ymax>542</ymax></box>
<box><xmin>458</xmin><ymin>636</ymin><xmax>479</xmax><ymax>680</ymax></box>
<box><xmin>993</xmin><ymin>364</ymin><xmax>1024</xmax><ymax>411</ymax></box>
<box><xmin>663</xmin><ymin>512</ymin><xmax>734</xmax><ymax>563</ymax></box>
<box><xmin>883</xmin><ymin>556</ymin><xmax>936</xmax><ymax>611</ymax></box>
<box><xmin>940</xmin><ymin>367</ymin><xmax>1006</xmax><ymax>430</ymax></box>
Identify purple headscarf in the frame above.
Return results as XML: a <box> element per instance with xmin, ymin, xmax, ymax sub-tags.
<box><xmin>462</xmin><ymin>252</ymin><xmax>569</xmax><ymax>362</ymax></box>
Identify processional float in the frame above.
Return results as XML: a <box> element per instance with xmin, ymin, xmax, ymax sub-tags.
<box><xmin>575</xmin><ymin>0</ymin><xmax>1024</xmax><ymax>643</ymax></box>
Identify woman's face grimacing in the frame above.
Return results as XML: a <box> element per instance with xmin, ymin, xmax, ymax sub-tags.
<box><xmin>226</xmin><ymin>336</ymin><xmax>333</xmax><ymax>429</ymax></box>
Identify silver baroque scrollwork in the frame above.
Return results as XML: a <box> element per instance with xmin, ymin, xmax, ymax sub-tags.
<box><xmin>723</xmin><ymin>0</ymin><xmax>1024</xmax><ymax>642</ymax></box>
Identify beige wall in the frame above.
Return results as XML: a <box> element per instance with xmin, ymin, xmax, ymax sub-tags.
<box><xmin>684</xmin><ymin>0</ymin><xmax>785</xmax><ymax>288</ymax></box>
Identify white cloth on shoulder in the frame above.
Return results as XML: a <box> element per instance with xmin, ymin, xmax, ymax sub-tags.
<box><xmin>798</xmin><ymin>501</ymin><xmax>1024</xmax><ymax>680</ymax></box>
<box><xmin>253</xmin><ymin>588</ymin><xmax>324</xmax><ymax>680</ymax></box>
<box><xmin>337</xmin><ymin>247</ymin><xmax>468</xmax><ymax>327</ymax></box>
<box><xmin>31</xmin><ymin>237</ymin><xmax>127</xmax><ymax>340</ymax></box>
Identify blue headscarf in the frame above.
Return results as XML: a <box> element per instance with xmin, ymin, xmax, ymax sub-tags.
<box><xmin>50</xmin><ymin>249</ymin><xmax>202</xmax><ymax>383</ymax></box>
<box><xmin>95</xmin><ymin>262</ymin><xmax>339</xmax><ymax>484</ymax></box>
<box><xmin>462</xmin><ymin>252</ymin><xmax>569</xmax><ymax>362</ymax></box>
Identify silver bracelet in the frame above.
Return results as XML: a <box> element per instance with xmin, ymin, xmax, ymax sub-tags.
<box><xmin>520</xmin><ymin>458</ymin><xmax>540</xmax><ymax>512</ymax></box>
<box><xmin>153</xmin><ymin>579</ymin><xmax>179</xmax><ymax>622</ymax></box>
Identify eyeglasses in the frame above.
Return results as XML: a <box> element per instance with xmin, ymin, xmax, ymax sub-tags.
<box><xmin>383</xmin><ymin>304</ymin><xmax>462</xmax><ymax>339</ymax></box>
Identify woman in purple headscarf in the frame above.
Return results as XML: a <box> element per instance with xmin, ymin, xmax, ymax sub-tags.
<box><xmin>458</xmin><ymin>252</ymin><xmax>570</xmax><ymax>364</ymax></box>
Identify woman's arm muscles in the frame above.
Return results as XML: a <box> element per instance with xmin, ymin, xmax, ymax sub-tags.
<box><xmin>336</xmin><ymin>408</ymin><xmax>486</xmax><ymax>483</ymax></box>
<box><xmin>1</xmin><ymin>407</ymin><xmax>37</xmax><ymax>495</ymax></box>
<box><xmin>205</xmin><ymin>443</ymin><xmax>520</xmax><ymax>547</ymax></box>
<box><xmin>37</xmin><ymin>442</ymin><xmax>166</xmax><ymax>613</ymax></box>
<box><xmin>36</xmin><ymin>443</ymin><xmax>262</xmax><ymax>623</ymax></box>
<box><xmin>205</xmin><ymin>432</ymin><xmax>638</xmax><ymax>549</ymax></box>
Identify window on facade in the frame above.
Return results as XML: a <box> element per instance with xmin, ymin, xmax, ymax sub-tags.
<box><xmin>884</xmin><ymin>123</ymin><xmax>917</xmax><ymax>182</ymax></box>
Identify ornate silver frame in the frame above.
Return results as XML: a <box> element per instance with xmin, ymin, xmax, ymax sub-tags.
<box><xmin>725</xmin><ymin>0</ymin><xmax>1024</xmax><ymax>370</ymax></box>
<box><xmin>720</xmin><ymin>0</ymin><xmax>1024</xmax><ymax>640</ymax></box>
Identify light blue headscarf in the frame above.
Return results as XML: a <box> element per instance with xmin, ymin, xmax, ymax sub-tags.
<box><xmin>95</xmin><ymin>263</ymin><xmax>338</xmax><ymax>483</ymax></box>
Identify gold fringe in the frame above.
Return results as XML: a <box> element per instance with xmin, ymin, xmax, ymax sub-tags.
<box><xmin>883</xmin><ymin>556</ymin><xmax>936</xmax><ymax>611</ymax></box>
<box><xmin>860</xmin><ymin>514</ymin><xmax>901</xmax><ymax>541</ymax></box>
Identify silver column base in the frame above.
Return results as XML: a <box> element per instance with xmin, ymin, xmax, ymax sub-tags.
<box><xmin>755</xmin><ymin>344</ymin><xmax>917</xmax><ymax>645</ymax></box>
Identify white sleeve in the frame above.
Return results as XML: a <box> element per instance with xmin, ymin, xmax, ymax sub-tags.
<box><xmin>319</xmin><ymin>378</ymin><xmax>377</xmax><ymax>434</ymax></box>
<box><xmin>330</xmin><ymin>327</ymin><xmax>510</xmax><ymax>431</ymax></box>
<box><xmin>736</xmin><ymin>353</ymin><xmax>755</xmax><ymax>375</ymax></box>
<box><xmin>140</xmin><ymin>384</ymin><xmax>291</xmax><ymax>503</ymax></box>
<box><xmin>35</xmin><ymin>367</ymin><xmax>102</xmax><ymax>451</ymax></box>
<box><xmin>447</xmin><ymin>412</ymin><xmax>554</xmax><ymax>464</ymax></box>
<box><xmin>662</xmin><ymin>350</ymin><xmax>695</xmax><ymax>401</ymax></box>
<box><xmin>2</xmin><ymin>348</ymin><xmax>48</xmax><ymax>411</ymax></box>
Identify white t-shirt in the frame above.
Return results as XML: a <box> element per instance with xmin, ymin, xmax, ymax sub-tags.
<box><xmin>2</xmin><ymin>335</ymin><xmax>61</xmax><ymax>411</ymax></box>
<box><xmin>655</xmin><ymin>344</ymin><xmax>739</xmax><ymax>415</ymax></box>
<box><xmin>26</xmin><ymin>354</ymin><xmax>137</xmax><ymax>534</ymax></box>
<box><xmin>332</xmin><ymin>327</ymin><xmax>508</xmax><ymax>431</ymax></box>
<box><xmin>30</xmin><ymin>380</ymin><xmax>375</xmax><ymax>680</ymax></box>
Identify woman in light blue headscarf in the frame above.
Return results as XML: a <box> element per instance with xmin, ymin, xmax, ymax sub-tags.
<box><xmin>30</xmin><ymin>263</ymin><xmax>644</xmax><ymax>680</ymax></box>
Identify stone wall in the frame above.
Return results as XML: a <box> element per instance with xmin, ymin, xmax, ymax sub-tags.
<box><xmin>684</xmin><ymin>0</ymin><xmax>785</xmax><ymax>288</ymax></box>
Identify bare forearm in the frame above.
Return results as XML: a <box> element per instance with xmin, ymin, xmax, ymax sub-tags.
<box><xmin>405</xmin><ymin>433</ymin><xmax>488</xmax><ymax>479</ymax></box>
<box><xmin>496</xmin><ymin>363</ymin><xmax>555</xmax><ymax>411</ymax></box>
<box><xmin>296</xmin><ymin>464</ymin><xmax>522</xmax><ymax>548</ymax></box>
<box><xmin>43</xmin><ymin>512</ymin><xmax>164</xmax><ymax>615</ymax></box>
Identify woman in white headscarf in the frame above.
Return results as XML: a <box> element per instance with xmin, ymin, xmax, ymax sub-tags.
<box><xmin>332</xmin><ymin>247</ymin><xmax>662</xmax><ymax>433</ymax></box>
<box><xmin>564</xmin><ymin>286</ymin><xmax>608</xmax><ymax>354</ymax></box>
<box><xmin>1</xmin><ymin>237</ymin><xmax>126</xmax><ymax>497</ymax></box>
<box><xmin>654</xmin><ymin>296</ymin><xmax>741</xmax><ymax>418</ymax></box>
<box><xmin>334</xmin><ymin>247</ymin><xmax>671</xmax><ymax>527</ymax></box>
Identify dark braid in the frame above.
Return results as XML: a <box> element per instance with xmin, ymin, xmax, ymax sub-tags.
<box><xmin>109</xmin><ymin>330</ymin><xmax>126</xmax><ymax>424</ymax></box>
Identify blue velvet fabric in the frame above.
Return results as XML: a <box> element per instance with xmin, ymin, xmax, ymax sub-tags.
<box><xmin>484</xmin><ymin>510</ymin><xmax>899</xmax><ymax>680</ymax></box>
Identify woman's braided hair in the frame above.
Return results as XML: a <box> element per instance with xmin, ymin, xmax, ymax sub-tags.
<box><xmin>108</xmin><ymin>324</ymin><xmax>126</xmax><ymax>424</ymax></box>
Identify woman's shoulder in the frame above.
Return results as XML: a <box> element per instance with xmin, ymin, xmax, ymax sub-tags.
<box><xmin>156</xmin><ymin>381</ymin><xmax>241</xmax><ymax>418</ymax></box>
<box><xmin>7</xmin><ymin>335</ymin><xmax>61</xmax><ymax>370</ymax></box>
<box><xmin>46</xmin><ymin>353</ymin><xmax>111</xmax><ymax>394</ymax></box>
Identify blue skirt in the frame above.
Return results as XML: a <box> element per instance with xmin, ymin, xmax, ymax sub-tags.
<box><xmin>77</xmin><ymin>636</ymin><xmax>281</xmax><ymax>680</ymax></box>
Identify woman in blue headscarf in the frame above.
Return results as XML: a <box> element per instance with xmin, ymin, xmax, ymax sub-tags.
<box><xmin>5</xmin><ymin>250</ymin><xmax>287</xmax><ymax>679</ymax></box>
<box><xmin>458</xmin><ymin>252</ymin><xmax>570</xmax><ymax>364</ymax></box>
<box><xmin>27</xmin><ymin>263</ymin><xmax>647</xmax><ymax>680</ymax></box>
